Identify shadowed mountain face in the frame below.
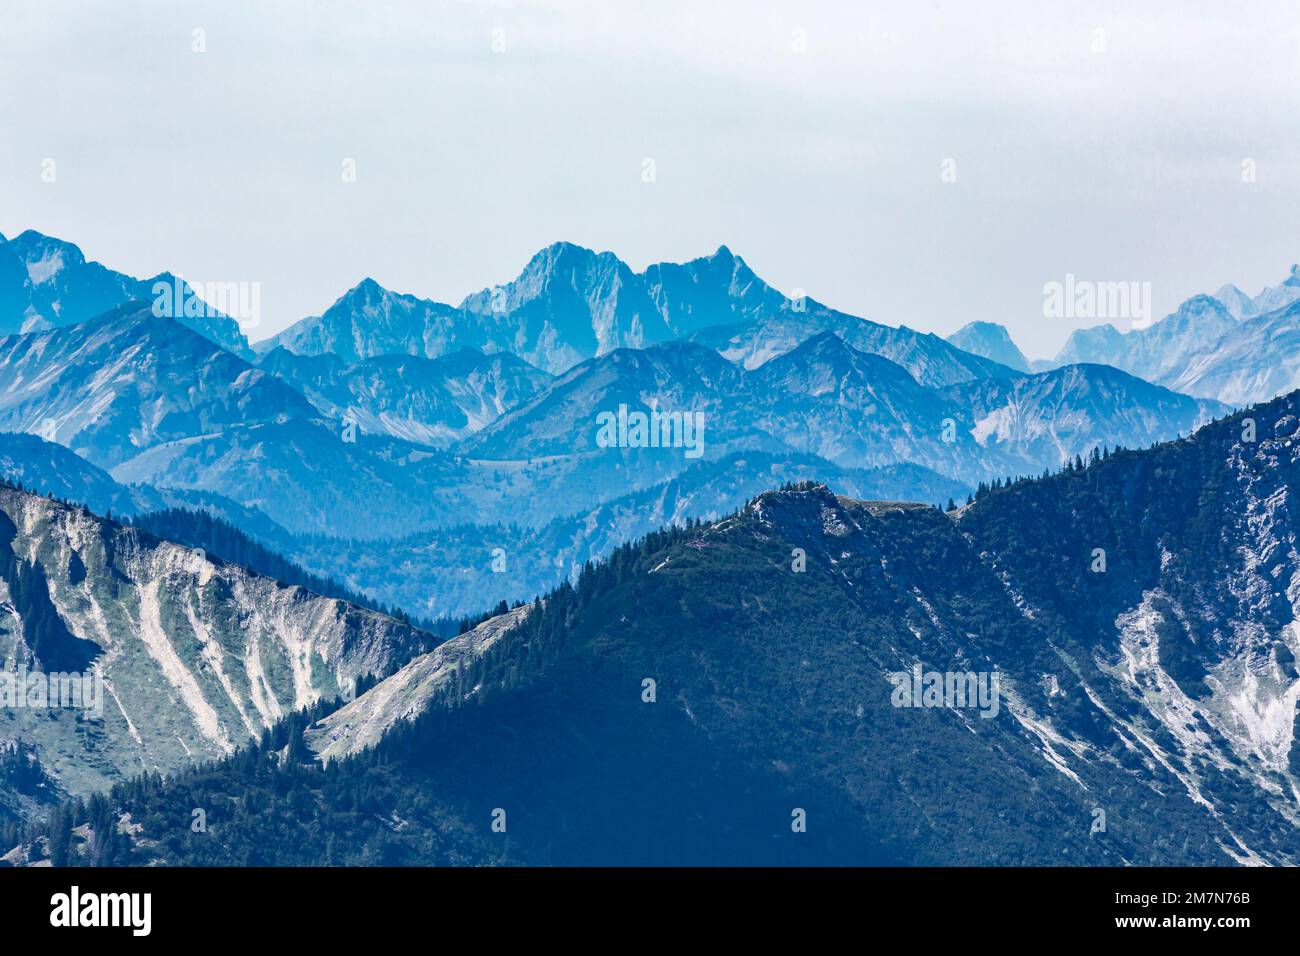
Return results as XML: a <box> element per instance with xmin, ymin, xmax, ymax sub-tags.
<box><xmin>39</xmin><ymin>387</ymin><xmax>1300</xmax><ymax>866</ymax></box>
<box><xmin>315</xmin><ymin>387</ymin><xmax>1300</xmax><ymax>865</ymax></box>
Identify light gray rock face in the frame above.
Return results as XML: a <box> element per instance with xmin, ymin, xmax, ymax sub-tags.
<box><xmin>0</xmin><ymin>485</ymin><xmax>435</xmax><ymax>803</ymax></box>
<box><xmin>306</xmin><ymin>604</ymin><xmax>533</xmax><ymax>761</ymax></box>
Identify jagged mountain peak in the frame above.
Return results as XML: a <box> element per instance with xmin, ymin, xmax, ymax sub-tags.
<box><xmin>1164</xmin><ymin>297</ymin><xmax>1300</xmax><ymax>404</ymax></box>
<box><xmin>0</xmin><ymin>227</ymin><xmax>252</xmax><ymax>355</ymax></box>
<box><xmin>1236</xmin><ymin>263</ymin><xmax>1300</xmax><ymax>320</ymax></box>
<box><xmin>498</xmin><ymin>241</ymin><xmax>633</xmax><ymax>290</ymax></box>
<box><xmin>471</xmin><ymin>240</ymin><xmax>638</xmax><ymax>306</ymax></box>
<box><xmin>1174</xmin><ymin>292</ymin><xmax>1232</xmax><ymax>319</ymax></box>
<box><xmin>260</xmin><ymin>274</ymin><xmax>465</xmax><ymax>364</ymax></box>
<box><xmin>1050</xmin><ymin>291</ymin><xmax>1239</xmax><ymax>390</ymax></box>
<box><xmin>671</xmin><ymin>242</ymin><xmax>757</xmax><ymax>280</ymax></box>
<box><xmin>945</xmin><ymin>321</ymin><xmax>1031</xmax><ymax>374</ymax></box>
<box><xmin>524</xmin><ymin>239</ymin><xmax>609</xmax><ymax>268</ymax></box>
<box><xmin>352</xmin><ymin>275</ymin><xmax>386</xmax><ymax>294</ymax></box>
<box><xmin>642</xmin><ymin>242</ymin><xmax>776</xmax><ymax>303</ymax></box>
<box><xmin>308</xmin><ymin>277</ymin><xmax>449</xmax><ymax>325</ymax></box>
<box><xmin>7</xmin><ymin>230</ymin><xmax>89</xmax><ymax>284</ymax></box>
<box><xmin>331</xmin><ymin>276</ymin><xmax>402</xmax><ymax>309</ymax></box>
<box><xmin>1213</xmin><ymin>282</ymin><xmax>1253</xmax><ymax>319</ymax></box>
<box><xmin>272</xmin><ymin>240</ymin><xmax>1015</xmax><ymax>387</ymax></box>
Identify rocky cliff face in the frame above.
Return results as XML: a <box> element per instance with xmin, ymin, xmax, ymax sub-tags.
<box><xmin>0</xmin><ymin>485</ymin><xmax>435</xmax><ymax>805</ymax></box>
<box><xmin>307</xmin><ymin>604</ymin><xmax>533</xmax><ymax>760</ymax></box>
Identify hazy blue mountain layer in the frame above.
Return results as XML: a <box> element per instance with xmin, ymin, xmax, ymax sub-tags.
<box><xmin>0</xmin><ymin>230</ymin><xmax>251</xmax><ymax>355</ymax></box>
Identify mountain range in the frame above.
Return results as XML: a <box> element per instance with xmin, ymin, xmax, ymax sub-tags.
<box><xmin>466</xmin><ymin>330</ymin><xmax>1223</xmax><ymax>478</ymax></box>
<box><xmin>0</xmin><ymin>230</ymin><xmax>251</xmax><ymax>356</ymax></box>
<box><xmin>10</xmin><ymin>228</ymin><xmax>1300</xmax><ymax>411</ymax></box>
<box><xmin>0</xmin><ymin>298</ymin><xmax>1222</xmax><ymax>618</ymax></box>
<box><xmin>3</xmin><ymin>226</ymin><xmax>1300</xmax><ymax>867</ymax></box>
<box><xmin>0</xmin><ymin>231</ymin><xmax>1259</xmax><ymax>621</ymax></box>
<box><xmin>1046</xmin><ymin>266</ymin><xmax>1300</xmax><ymax>404</ymax></box>
<box><xmin>265</xmin><ymin>242</ymin><xmax>1016</xmax><ymax>385</ymax></box>
<box><xmin>945</xmin><ymin>321</ymin><xmax>1032</xmax><ymax>373</ymax></box>
<box><xmin>13</xmin><ymin>388</ymin><xmax>1300</xmax><ymax>864</ymax></box>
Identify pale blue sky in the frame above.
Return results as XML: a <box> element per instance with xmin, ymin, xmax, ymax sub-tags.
<box><xmin>2</xmin><ymin>0</ymin><xmax>1298</xmax><ymax>357</ymax></box>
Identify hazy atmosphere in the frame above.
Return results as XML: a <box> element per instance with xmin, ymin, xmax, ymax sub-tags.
<box><xmin>3</xmin><ymin>0</ymin><xmax>1298</xmax><ymax>357</ymax></box>
<box><xmin>9</xmin><ymin>0</ymin><xmax>1300</xmax><ymax>913</ymax></box>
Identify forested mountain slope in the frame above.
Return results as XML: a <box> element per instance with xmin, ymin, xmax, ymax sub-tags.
<box><xmin>21</xmin><ymin>387</ymin><xmax>1300</xmax><ymax>866</ymax></box>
